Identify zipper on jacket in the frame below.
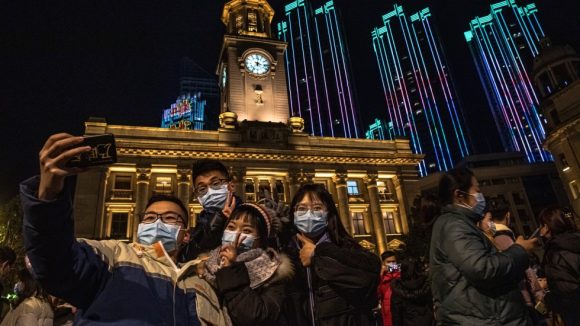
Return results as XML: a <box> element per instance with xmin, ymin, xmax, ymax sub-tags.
<box><xmin>306</xmin><ymin>266</ymin><xmax>317</xmax><ymax>326</ymax></box>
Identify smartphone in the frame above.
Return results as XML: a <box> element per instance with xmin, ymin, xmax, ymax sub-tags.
<box><xmin>528</xmin><ymin>227</ymin><xmax>541</xmax><ymax>240</ymax></box>
<box><xmin>65</xmin><ymin>134</ymin><xmax>117</xmax><ymax>168</ymax></box>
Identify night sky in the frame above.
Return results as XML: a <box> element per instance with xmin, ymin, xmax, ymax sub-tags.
<box><xmin>1</xmin><ymin>0</ymin><xmax>579</xmax><ymax>202</ymax></box>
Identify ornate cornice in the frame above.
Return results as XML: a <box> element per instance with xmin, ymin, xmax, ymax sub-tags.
<box><xmin>117</xmin><ymin>147</ymin><xmax>421</xmax><ymax>166</ymax></box>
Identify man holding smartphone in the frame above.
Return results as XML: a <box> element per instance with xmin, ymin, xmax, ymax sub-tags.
<box><xmin>19</xmin><ymin>133</ymin><xmax>202</xmax><ymax>325</ymax></box>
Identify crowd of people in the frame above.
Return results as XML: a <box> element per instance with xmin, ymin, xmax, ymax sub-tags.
<box><xmin>0</xmin><ymin>132</ymin><xmax>577</xmax><ymax>325</ymax></box>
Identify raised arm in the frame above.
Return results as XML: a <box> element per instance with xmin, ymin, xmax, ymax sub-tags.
<box><xmin>20</xmin><ymin>134</ymin><xmax>111</xmax><ymax>309</ymax></box>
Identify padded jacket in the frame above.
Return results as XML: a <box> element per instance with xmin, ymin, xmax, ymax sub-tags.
<box><xmin>20</xmin><ymin>176</ymin><xmax>201</xmax><ymax>326</ymax></box>
<box><xmin>283</xmin><ymin>237</ymin><xmax>381</xmax><ymax>326</ymax></box>
<box><xmin>429</xmin><ymin>205</ymin><xmax>530</xmax><ymax>325</ymax></box>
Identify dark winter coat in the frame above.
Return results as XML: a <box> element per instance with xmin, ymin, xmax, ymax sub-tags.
<box><xmin>542</xmin><ymin>231</ymin><xmax>580</xmax><ymax>325</ymax></box>
<box><xmin>390</xmin><ymin>277</ymin><xmax>433</xmax><ymax>326</ymax></box>
<box><xmin>20</xmin><ymin>176</ymin><xmax>201</xmax><ymax>326</ymax></box>
<box><xmin>283</xmin><ymin>236</ymin><xmax>382</xmax><ymax>326</ymax></box>
<box><xmin>195</xmin><ymin>247</ymin><xmax>294</xmax><ymax>326</ymax></box>
<box><xmin>429</xmin><ymin>205</ymin><xmax>530</xmax><ymax>325</ymax></box>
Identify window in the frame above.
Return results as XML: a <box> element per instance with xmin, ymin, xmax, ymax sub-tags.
<box><xmin>347</xmin><ymin>180</ymin><xmax>359</xmax><ymax>195</ymax></box>
<box><xmin>275</xmin><ymin>180</ymin><xmax>285</xmax><ymax>202</ymax></box>
<box><xmin>248</xmin><ymin>11</ymin><xmax>258</xmax><ymax>32</ymax></box>
<box><xmin>258</xmin><ymin>180</ymin><xmax>270</xmax><ymax>200</ymax></box>
<box><xmin>382</xmin><ymin>211</ymin><xmax>397</xmax><ymax>234</ymax></box>
<box><xmin>350</xmin><ymin>212</ymin><xmax>365</xmax><ymax>235</ymax></box>
<box><xmin>155</xmin><ymin>177</ymin><xmax>172</xmax><ymax>194</ymax></box>
<box><xmin>550</xmin><ymin>110</ymin><xmax>561</xmax><ymax>125</ymax></box>
<box><xmin>245</xmin><ymin>179</ymin><xmax>255</xmax><ymax>202</ymax></box>
<box><xmin>114</xmin><ymin>175</ymin><xmax>132</xmax><ymax>190</ymax></box>
<box><xmin>552</xmin><ymin>64</ymin><xmax>572</xmax><ymax>89</ymax></box>
<box><xmin>110</xmin><ymin>212</ymin><xmax>129</xmax><ymax>239</ymax></box>
<box><xmin>570</xmin><ymin>180</ymin><xmax>579</xmax><ymax>200</ymax></box>
<box><xmin>560</xmin><ymin>154</ymin><xmax>570</xmax><ymax>170</ymax></box>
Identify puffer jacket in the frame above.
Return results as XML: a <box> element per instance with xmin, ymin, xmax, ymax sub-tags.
<box><xmin>0</xmin><ymin>296</ymin><xmax>53</xmax><ymax>326</ymax></box>
<box><xmin>20</xmin><ymin>176</ymin><xmax>201</xmax><ymax>326</ymax></box>
<box><xmin>377</xmin><ymin>270</ymin><xmax>400</xmax><ymax>326</ymax></box>
<box><xmin>390</xmin><ymin>276</ymin><xmax>433</xmax><ymax>326</ymax></box>
<box><xmin>429</xmin><ymin>205</ymin><xmax>530</xmax><ymax>325</ymax></box>
<box><xmin>282</xmin><ymin>235</ymin><xmax>381</xmax><ymax>326</ymax></box>
<box><xmin>542</xmin><ymin>231</ymin><xmax>580</xmax><ymax>325</ymax></box>
<box><xmin>194</xmin><ymin>247</ymin><xmax>294</xmax><ymax>326</ymax></box>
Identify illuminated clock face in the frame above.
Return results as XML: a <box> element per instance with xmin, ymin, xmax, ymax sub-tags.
<box><xmin>244</xmin><ymin>53</ymin><xmax>270</xmax><ymax>75</ymax></box>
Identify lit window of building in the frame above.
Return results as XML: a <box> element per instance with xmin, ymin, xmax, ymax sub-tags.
<box><xmin>347</xmin><ymin>180</ymin><xmax>359</xmax><ymax>195</ymax></box>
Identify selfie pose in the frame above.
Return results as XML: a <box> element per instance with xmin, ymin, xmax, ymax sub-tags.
<box><xmin>282</xmin><ymin>184</ymin><xmax>381</xmax><ymax>325</ymax></box>
<box><xmin>194</xmin><ymin>202</ymin><xmax>293</xmax><ymax>326</ymax></box>
<box><xmin>20</xmin><ymin>133</ymin><xmax>202</xmax><ymax>325</ymax></box>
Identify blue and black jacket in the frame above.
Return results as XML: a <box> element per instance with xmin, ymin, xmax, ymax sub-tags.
<box><xmin>20</xmin><ymin>176</ymin><xmax>201</xmax><ymax>326</ymax></box>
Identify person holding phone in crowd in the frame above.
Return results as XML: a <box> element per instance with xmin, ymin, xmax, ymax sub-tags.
<box><xmin>538</xmin><ymin>206</ymin><xmax>580</xmax><ymax>325</ymax></box>
<box><xmin>429</xmin><ymin>167</ymin><xmax>537</xmax><ymax>325</ymax></box>
<box><xmin>378</xmin><ymin>251</ymin><xmax>400</xmax><ymax>326</ymax></box>
<box><xmin>281</xmin><ymin>184</ymin><xmax>381</xmax><ymax>325</ymax></box>
<box><xmin>194</xmin><ymin>201</ymin><xmax>293</xmax><ymax>326</ymax></box>
<box><xmin>20</xmin><ymin>133</ymin><xmax>202</xmax><ymax>325</ymax></box>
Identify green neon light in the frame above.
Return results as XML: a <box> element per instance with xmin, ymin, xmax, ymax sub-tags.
<box><xmin>464</xmin><ymin>31</ymin><xmax>473</xmax><ymax>41</ymax></box>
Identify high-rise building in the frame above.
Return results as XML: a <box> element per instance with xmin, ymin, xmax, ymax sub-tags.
<box><xmin>161</xmin><ymin>93</ymin><xmax>206</xmax><ymax>130</ymax></box>
<box><xmin>179</xmin><ymin>57</ymin><xmax>219</xmax><ymax>129</ymax></box>
<box><xmin>465</xmin><ymin>0</ymin><xmax>551</xmax><ymax>163</ymax></box>
<box><xmin>365</xmin><ymin>118</ymin><xmax>390</xmax><ymax>141</ymax></box>
<box><xmin>372</xmin><ymin>5</ymin><xmax>470</xmax><ymax>176</ymax></box>
<box><xmin>277</xmin><ymin>0</ymin><xmax>360</xmax><ymax>138</ymax></box>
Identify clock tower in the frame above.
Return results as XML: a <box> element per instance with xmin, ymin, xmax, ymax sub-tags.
<box><xmin>217</xmin><ymin>0</ymin><xmax>289</xmax><ymax>123</ymax></box>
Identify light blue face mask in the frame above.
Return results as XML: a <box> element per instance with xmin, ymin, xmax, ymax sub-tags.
<box><xmin>221</xmin><ymin>230</ymin><xmax>257</xmax><ymax>253</ymax></box>
<box><xmin>460</xmin><ymin>191</ymin><xmax>487</xmax><ymax>216</ymax></box>
<box><xmin>293</xmin><ymin>210</ymin><xmax>328</xmax><ymax>238</ymax></box>
<box><xmin>198</xmin><ymin>184</ymin><xmax>229</xmax><ymax>209</ymax></box>
<box><xmin>137</xmin><ymin>220</ymin><xmax>181</xmax><ymax>252</ymax></box>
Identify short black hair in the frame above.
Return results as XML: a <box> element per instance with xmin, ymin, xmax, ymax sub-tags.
<box><xmin>191</xmin><ymin>159</ymin><xmax>230</xmax><ymax>184</ymax></box>
<box><xmin>381</xmin><ymin>251</ymin><xmax>396</xmax><ymax>261</ymax></box>
<box><xmin>0</xmin><ymin>246</ymin><xmax>16</xmax><ymax>265</ymax></box>
<box><xmin>145</xmin><ymin>195</ymin><xmax>189</xmax><ymax>228</ymax></box>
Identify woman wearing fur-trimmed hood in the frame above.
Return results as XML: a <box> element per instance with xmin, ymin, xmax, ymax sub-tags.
<box><xmin>193</xmin><ymin>200</ymin><xmax>294</xmax><ymax>326</ymax></box>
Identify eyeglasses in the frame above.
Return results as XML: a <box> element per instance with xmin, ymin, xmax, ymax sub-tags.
<box><xmin>194</xmin><ymin>178</ymin><xmax>229</xmax><ymax>197</ymax></box>
<box><xmin>295</xmin><ymin>205</ymin><xmax>326</xmax><ymax>216</ymax></box>
<box><xmin>139</xmin><ymin>212</ymin><xmax>185</xmax><ymax>225</ymax></box>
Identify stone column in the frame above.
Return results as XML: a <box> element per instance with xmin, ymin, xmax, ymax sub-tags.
<box><xmin>333</xmin><ymin>171</ymin><xmax>352</xmax><ymax>234</ymax></box>
<box><xmin>365</xmin><ymin>173</ymin><xmax>386</xmax><ymax>254</ymax></box>
<box><xmin>392</xmin><ymin>175</ymin><xmax>409</xmax><ymax>234</ymax></box>
<box><xmin>177</xmin><ymin>168</ymin><xmax>191</xmax><ymax>223</ymax></box>
<box><xmin>133</xmin><ymin>167</ymin><xmax>151</xmax><ymax>240</ymax></box>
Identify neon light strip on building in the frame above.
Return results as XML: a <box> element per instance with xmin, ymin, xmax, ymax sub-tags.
<box><xmin>465</xmin><ymin>0</ymin><xmax>551</xmax><ymax>163</ymax></box>
<box><xmin>371</xmin><ymin>5</ymin><xmax>470</xmax><ymax>176</ymax></box>
<box><xmin>277</xmin><ymin>0</ymin><xmax>360</xmax><ymax>138</ymax></box>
